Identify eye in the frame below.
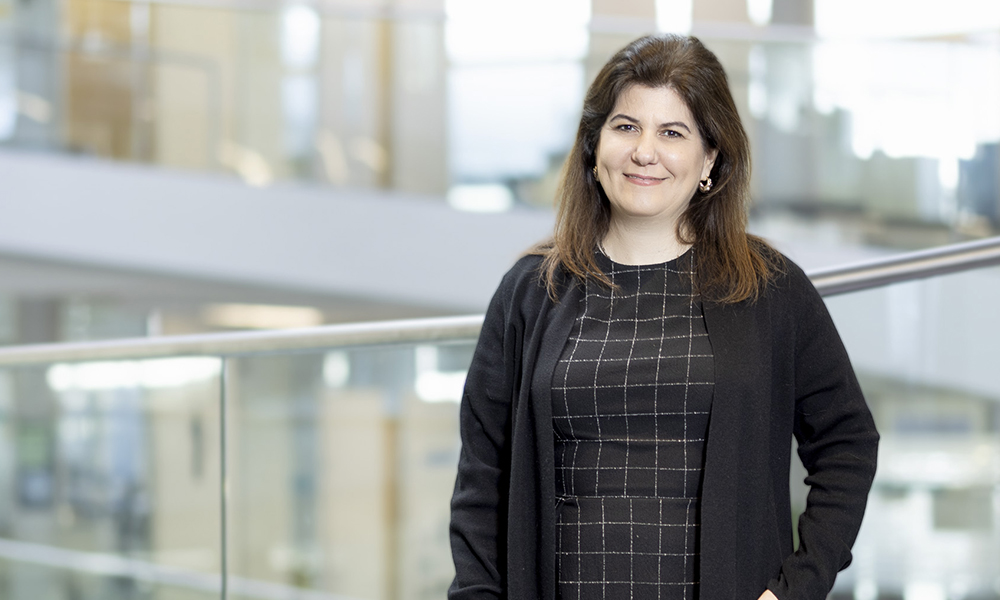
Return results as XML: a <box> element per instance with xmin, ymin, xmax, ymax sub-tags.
<box><xmin>614</xmin><ymin>123</ymin><xmax>637</xmax><ymax>132</ymax></box>
<box><xmin>662</xmin><ymin>129</ymin><xmax>683</xmax><ymax>138</ymax></box>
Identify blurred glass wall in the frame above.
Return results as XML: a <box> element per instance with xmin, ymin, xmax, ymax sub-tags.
<box><xmin>0</xmin><ymin>0</ymin><xmax>997</xmax><ymax>238</ymax></box>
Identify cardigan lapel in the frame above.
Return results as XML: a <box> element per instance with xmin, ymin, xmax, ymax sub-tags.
<box><xmin>529</xmin><ymin>280</ymin><xmax>584</xmax><ymax>600</ymax></box>
<box><xmin>507</xmin><ymin>276</ymin><xmax>584</xmax><ymax>600</ymax></box>
<box><xmin>700</xmin><ymin>298</ymin><xmax>763</xmax><ymax>599</ymax></box>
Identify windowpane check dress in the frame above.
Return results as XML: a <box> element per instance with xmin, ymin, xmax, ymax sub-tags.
<box><xmin>551</xmin><ymin>249</ymin><xmax>715</xmax><ymax>600</ymax></box>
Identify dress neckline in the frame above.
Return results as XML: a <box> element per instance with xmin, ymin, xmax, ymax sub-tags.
<box><xmin>595</xmin><ymin>245</ymin><xmax>695</xmax><ymax>271</ymax></box>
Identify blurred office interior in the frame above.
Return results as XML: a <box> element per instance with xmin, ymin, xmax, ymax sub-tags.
<box><xmin>0</xmin><ymin>0</ymin><xmax>999</xmax><ymax>599</ymax></box>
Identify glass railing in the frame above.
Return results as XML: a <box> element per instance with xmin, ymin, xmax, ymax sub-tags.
<box><xmin>0</xmin><ymin>338</ymin><xmax>477</xmax><ymax>600</ymax></box>
<box><xmin>0</xmin><ymin>239</ymin><xmax>999</xmax><ymax>600</ymax></box>
<box><xmin>822</xmin><ymin>273</ymin><xmax>1000</xmax><ymax>600</ymax></box>
<box><xmin>1</xmin><ymin>4</ymin><xmax>999</xmax><ymax>242</ymax></box>
<box><xmin>0</xmin><ymin>317</ymin><xmax>483</xmax><ymax>600</ymax></box>
<box><xmin>0</xmin><ymin>358</ymin><xmax>226</xmax><ymax>599</ymax></box>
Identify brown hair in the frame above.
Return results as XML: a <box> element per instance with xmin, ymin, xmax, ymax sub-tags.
<box><xmin>535</xmin><ymin>34</ymin><xmax>782</xmax><ymax>303</ymax></box>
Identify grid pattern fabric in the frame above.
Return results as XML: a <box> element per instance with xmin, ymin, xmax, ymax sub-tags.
<box><xmin>551</xmin><ymin>248</ymin><xmax>714</xmax><ymax>600</ymax></box>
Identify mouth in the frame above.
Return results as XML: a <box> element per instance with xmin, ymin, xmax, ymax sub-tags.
<box><xmin>624</xmin><ymin>173</ymin><xmax>667</xmax><ymax>185</ymax></box>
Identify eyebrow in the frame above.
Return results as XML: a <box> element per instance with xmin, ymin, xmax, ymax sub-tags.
<box><xmin>608</xmin><ymin>114</ymin><xmax>692</xmax><ymax>133</ymax></box>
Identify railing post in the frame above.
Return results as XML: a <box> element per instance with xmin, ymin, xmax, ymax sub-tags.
<box><xmin>220</xmin><ymin>356</ymin><xmax>229</xmax><ymax>600</ymax></box>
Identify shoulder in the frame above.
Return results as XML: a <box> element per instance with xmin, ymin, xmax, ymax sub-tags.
<box><xmin>503</xmin><ymin>253</ymin><xmax>545</xmax><ymax>284</ymax></box>
<box><xmin>762</xmin><ymin>251</ymin><xmax>821</xmax><ymax>306</ymax></box>
<box><xmin>717</xmin><ymin>250</ymin><xmax>825</xmax><ymax>327</ymax></box>
<box><xmin>760</xmin><ymin>253</ymin><xmax>847</xmax><ymax>348</ymax></box>
<box><xmin>481</xmin><ymin>254</ymin><xmax>549</xmax><ymax>324</ymax></box>
<box><xmin>492</xmin><ymin>254</ymin><xmax>546</xmax><ymax>303</ymax></box>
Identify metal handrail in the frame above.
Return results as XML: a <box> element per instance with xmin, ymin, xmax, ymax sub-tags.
<box><xmin>0</xmin><ymin>236</ymin><xmax>998</xmax><ymax>366</ymax></box>
<box><xmin>0</xmin><ymin>315</ymin><xmax>485</xmax><ymax>366</ymax></box>
<box><xmin>809</xmin><ymin>235</ymin><xmax>1000</xmax><ymax>296</ymax></box>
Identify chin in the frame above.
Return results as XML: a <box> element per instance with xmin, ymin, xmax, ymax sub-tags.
<box><xmin>616</xmin><ymin>205</ymin><xmax>686</xmax><ymax>221</ymax></box>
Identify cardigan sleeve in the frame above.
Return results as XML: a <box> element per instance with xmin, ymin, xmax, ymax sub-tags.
<box><xmin>449</xmin><ymin>270</ymin><xmax>518</xmax><ymax>600</ymax></box>
<box><xmin>768</xmin><ymin>265</ymin><xmax>880</xmax><ymax>600</ymax></box>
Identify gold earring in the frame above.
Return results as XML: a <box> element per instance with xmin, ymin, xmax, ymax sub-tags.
<box><xmin>699</xmin><ymin>177</ymin><xmax>713</xmax><ymax>192</ymax></box>
<box><xmin>592</xmin><ymin>165</ymin><xmax>598</xmax><ymax>181</ymax></box>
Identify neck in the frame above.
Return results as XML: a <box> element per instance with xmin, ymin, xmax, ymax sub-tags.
<box><xmin>601</xmin><ymin>215</ymin><xmax>691</xmax><ymax>265</ymax></box>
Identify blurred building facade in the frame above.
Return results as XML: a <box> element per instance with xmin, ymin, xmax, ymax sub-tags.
<box><xmin>2</xmin><ymin>0</ymin><xmax>999</xmax><ymax>338</ymax></box>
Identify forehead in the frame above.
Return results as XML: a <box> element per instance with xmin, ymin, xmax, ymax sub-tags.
<box><xmin>610</xmin><ymin>85</ymin><xmax>696</xmax><ymax>124</ymax></box>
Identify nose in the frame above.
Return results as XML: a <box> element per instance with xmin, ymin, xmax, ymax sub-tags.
<box><xmin>631</xmin><ymin>131</ymin><xmax>658</xmax><ymax>165</ymax></box>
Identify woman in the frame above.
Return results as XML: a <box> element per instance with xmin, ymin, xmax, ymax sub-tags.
<box><xmin>449</xmin><ymin>34</ymin><xmax>878</xmax><ymax>600</ymax></box>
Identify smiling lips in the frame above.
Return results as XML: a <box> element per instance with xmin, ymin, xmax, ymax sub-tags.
<box><xmin>624</xmin><ymin>173</ymin><xmax>667</xmax><ymax>185</ymax></box>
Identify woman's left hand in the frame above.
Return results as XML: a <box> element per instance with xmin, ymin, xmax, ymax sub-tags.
<box><xmin>757</xmin><ymin>590</ymin><xmax>778</xmax><ymax>600</ymax></box>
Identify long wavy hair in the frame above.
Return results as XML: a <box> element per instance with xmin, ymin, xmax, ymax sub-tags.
<box><xmin>535</xmin><ymin>34</ymin><xmax>782</xmax><ymax>304</ymax></box>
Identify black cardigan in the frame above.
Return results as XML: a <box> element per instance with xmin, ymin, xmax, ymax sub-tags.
<box><xmin>449</xmin><ymin>254</ymin><xmax>879</xmax><ymax>600</ymax></box>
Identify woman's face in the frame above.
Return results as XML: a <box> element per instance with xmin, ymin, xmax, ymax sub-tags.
<box><xmin>595</xmin><ymin>85</ymin><xmax>717</xmax><ymax>229</ymax></box>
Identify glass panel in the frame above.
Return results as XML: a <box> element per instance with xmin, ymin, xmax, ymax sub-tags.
<box><xmin>226</xmin><ymin>341</ymin><xmax>474</xmax><ymax>600</ymax></box>
<box><xmin>0</xmin><ymin>357</ymin><xmax>223</xmax><ymax>599</ymax></box>
<box><xmin>823</xmin><ymin>266</ymin><xmax>1000</xmax><ymax>600</ymax></box>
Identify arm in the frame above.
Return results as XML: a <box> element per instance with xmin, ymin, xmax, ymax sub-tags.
<box><xmin>449</xmin><ymin>278</ymin><xmax>517</xmax><ymax>600</ymax></box>
<box><xmin>768</xmin><ymin>268</ymin><xmax>880</xmax><ymax>600</ymax></box>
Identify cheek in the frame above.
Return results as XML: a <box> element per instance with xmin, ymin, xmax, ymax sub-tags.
<box><xmin>595</xmin><ymin>148</ymin><xmax>610</xmax><ymax>167</ymax></box>
<box><xmin>664</xmin><ymin>152</ymin><xmax>706</xmax><ymax>176</ymax></box>
<box><xmin>594</xmin><ymin>135</ymin><xmax>609</xmax><ymax>163</ymax></box>
<box><xmin>596</xmin><ymin>137</ymin><xmax>629</xmax><ymax>167</ymax></box>
<box><xmin>660</xmin><ymin>153</ymin><xmax>691</xmax><ymax>175</ymax></box>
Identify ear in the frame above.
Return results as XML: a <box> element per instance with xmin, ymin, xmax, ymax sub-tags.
<box><xmin>702</xmin><ymin>148</ymin><xmax>719</xmax><ymax>180</ymax></box>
